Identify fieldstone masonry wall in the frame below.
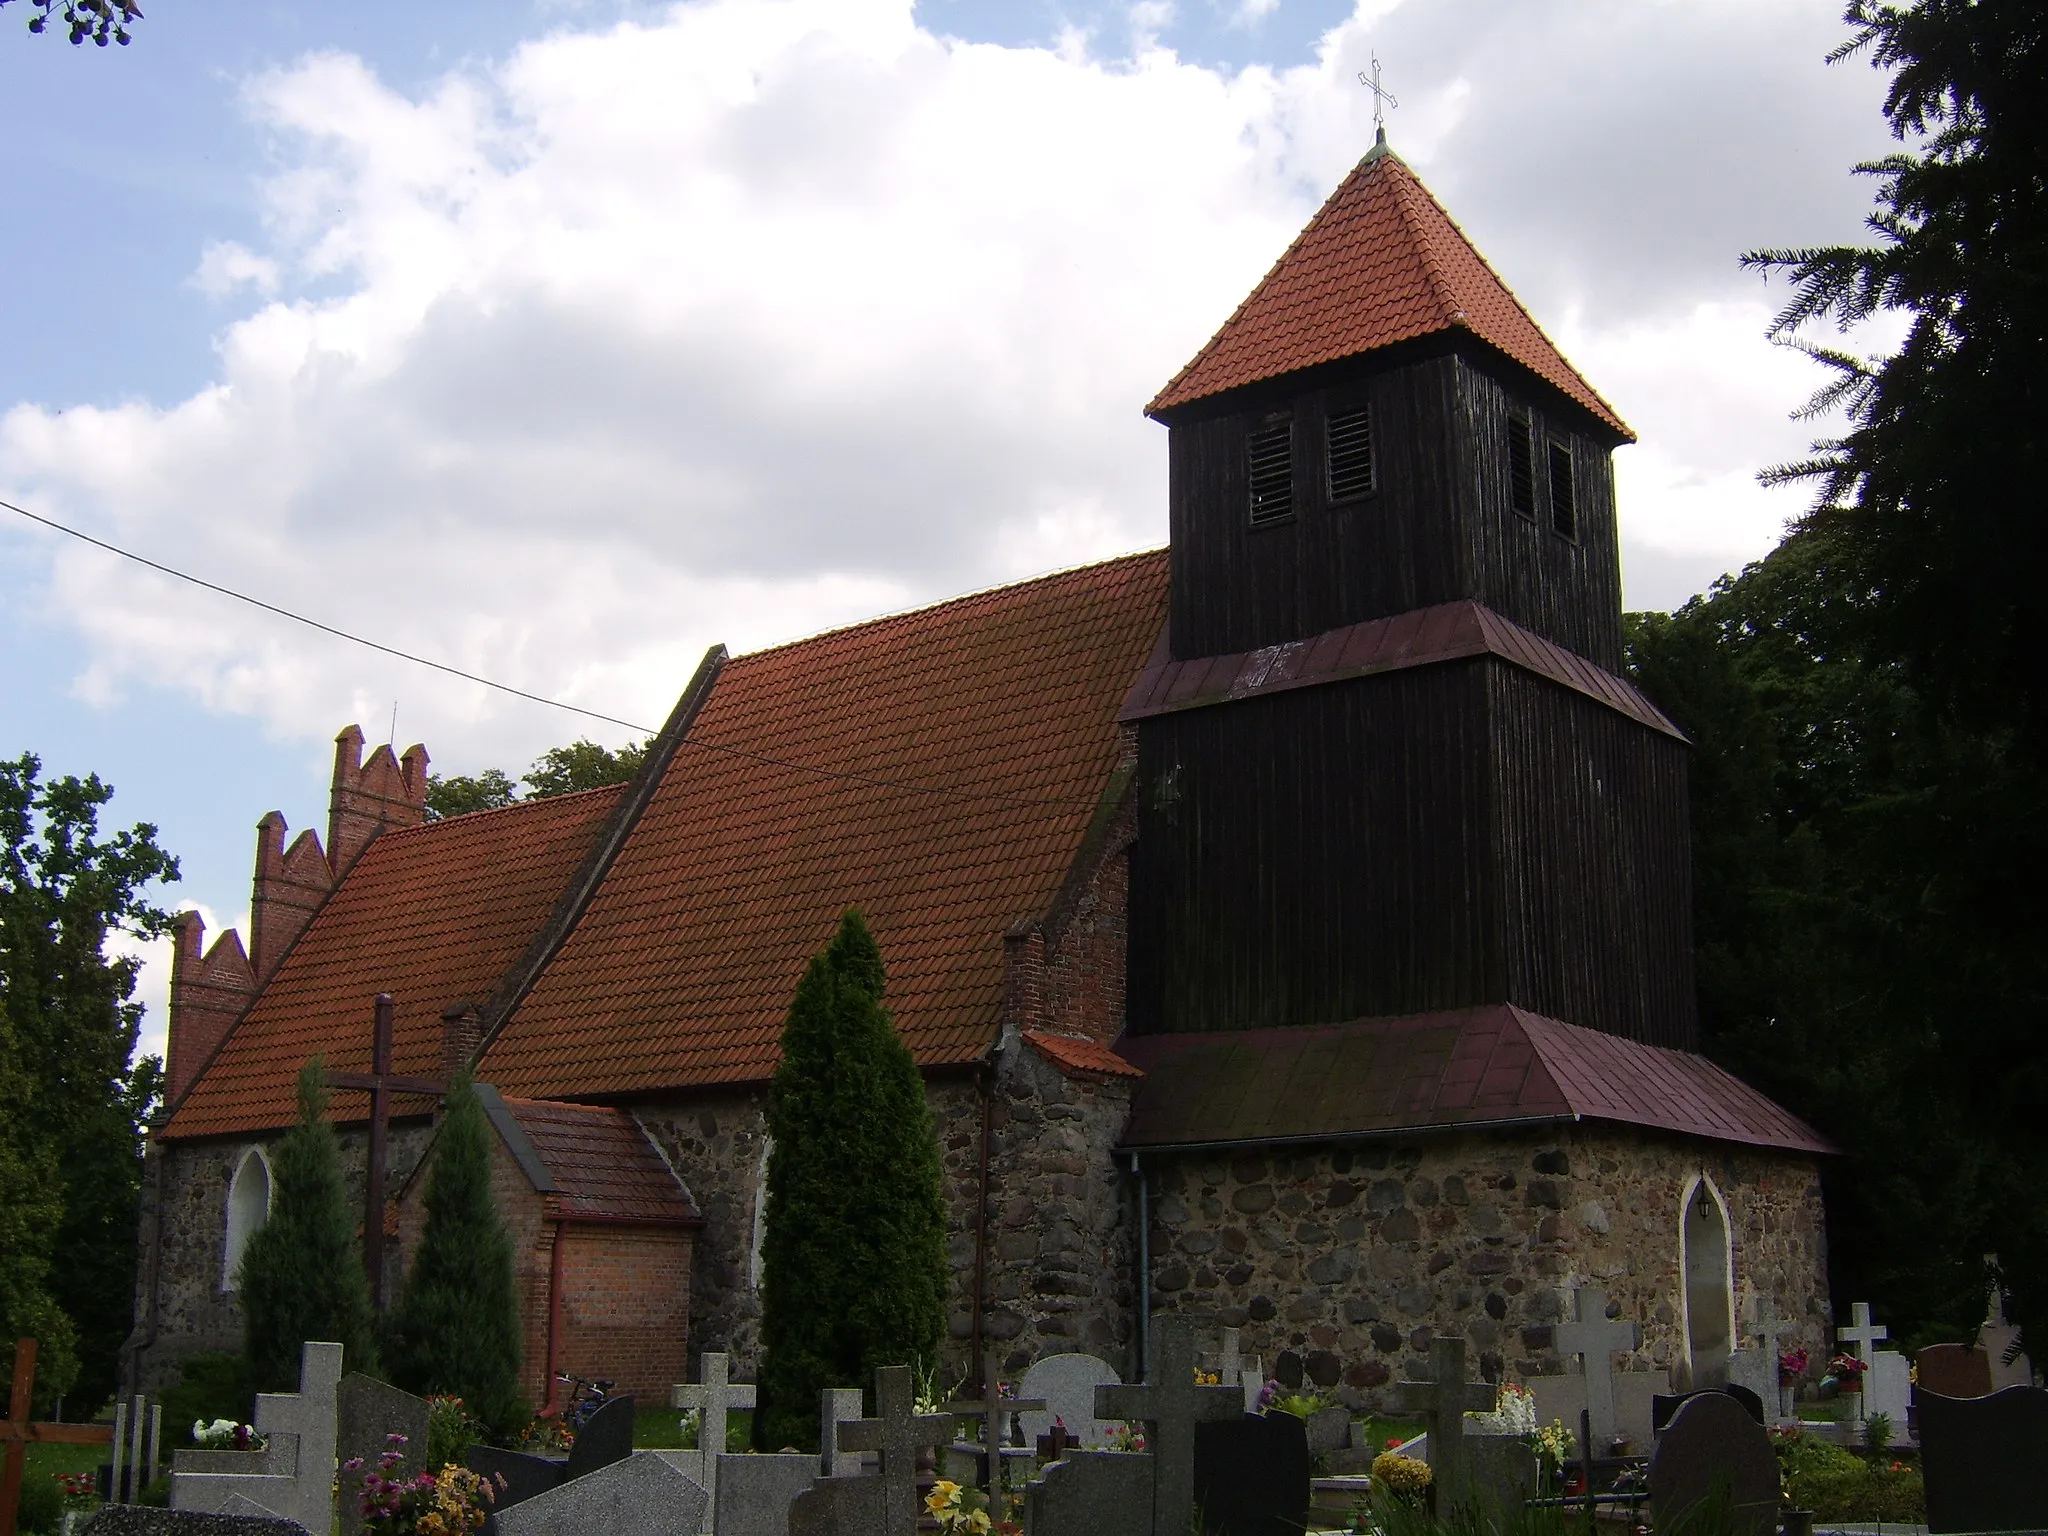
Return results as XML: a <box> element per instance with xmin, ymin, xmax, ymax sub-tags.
<box><xmin>1143</xmin><ymin>1123</ymin><xmax>1828</xmax><ymax>1410</ymax></box>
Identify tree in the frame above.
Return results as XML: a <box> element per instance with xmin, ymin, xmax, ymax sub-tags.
<box><xmin>1743</xmin><ymin>0</ymin><xmax>2048</xmax><ymax>756</ymax></box>
<box><xmin>424</xmin><ymin>739</ymin><xmax>647</xmax><ymax>821</ymax></box>
<box><xmin>0</xmin><ymin>0</ymin><xmax>140</xmax><ymax>45</ymax></box>
<box><xmin>237</xmin><ymin>1061</ymin><xmax>381</xmax><ymax>1390</ymax></box>
<box><xmin>0</xmin><ymin>752</ymin><xmax>176</xmax><ymax>1411</ymax></box>
<box><xmin>0</xmin><ymin>993</ymin><xmax>76</xmax><ymax>1411</ymax></box>
<box><xmin>755</xmin><ymin>909</ymin><xmax>948</xmax><ymax>1452</ymax></box>
<box><xmin>386</xmin><ymin>1070</ymin><xmax>525</xmax><ymax>1441</ymax></box>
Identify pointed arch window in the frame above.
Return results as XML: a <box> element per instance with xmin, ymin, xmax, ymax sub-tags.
<box><xmin>1680</xmin><ymin>1175</ymin><xmax>1734</xmax><ymax>1387</ymax></box>
<box><xmin>222</xmin><ymin>1147</ymin><xmax>273</xmax><ymax>1292</ymax></box>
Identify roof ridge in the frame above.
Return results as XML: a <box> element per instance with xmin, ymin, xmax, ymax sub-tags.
<box><xmin>731</xmin><ymin>547</ymin><xmax>1167</xmax><ymax>666</ymax></box>
<box><xmin>1387</xmin><ymin>160</ymin><xmax>1468</xmax><ymax>332</ymax></box>
<box><xmin>387</xmin><ymin>779</ymin><xmax>628</xmax><ymax>837</ymax></box>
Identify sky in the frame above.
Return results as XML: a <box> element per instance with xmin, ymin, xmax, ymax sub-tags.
<box><xmin>0</xmin><ymin>0</ymin><xmax>1900</xmax><ymax>1067</ymax></box>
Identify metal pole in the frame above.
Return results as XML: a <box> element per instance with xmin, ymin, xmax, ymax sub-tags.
<box><xmin>147</xmin><ymin>1403</ymin><xmax>161</xmax><ymax>1489</ymax></box>
<box><xmin>1130</xmin><ymin>1152</ymin><xmax>1150</xmax><ymax>1381</ymax></box>
<box><xmin>1579</xmin><ymin>1406</ymin><xmax>1595</xmax><ymax>1526</ymax></box>
<box><xmin>365</xmin><ymin>993</ymin><xmax>394</xmax><ymax>1307</ymax></box>
<box><xmin>108</xmin><ymin>1400</ymin><xmax>127</xmax><ymax>1506</ymax></box>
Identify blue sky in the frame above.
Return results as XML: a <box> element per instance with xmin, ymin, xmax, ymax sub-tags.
<box><xmin>0</xmin><ymin>0</ymin><xmax>1896</xmax><ymax>1061</ymax></box>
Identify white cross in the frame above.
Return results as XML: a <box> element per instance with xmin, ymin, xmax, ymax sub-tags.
<box><xmin>1751</xmin><ymin>1298</ymin><xmax>1786</xmax><ymax>1418</ymax></box>
<box><xmin>1553</xmin><ymin>1289</ymin><xmax>1639</xmax><ymax>1449</ymax></box>
<box><xmin>1837</xmin><ymin>1302</ymin><xmax>1889</xmax><ymax>1371</ymax></box>
<box><xmin>673</xmin><ymin>1353</ymin><xmax>757</xmax><ymax>1530</ymax></box>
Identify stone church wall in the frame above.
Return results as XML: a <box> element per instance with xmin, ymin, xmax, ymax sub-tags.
<box><xmin>1142</xmin><ymin>1122</ymin><xmax>1829</xmax><ymax>1411</ymax></box>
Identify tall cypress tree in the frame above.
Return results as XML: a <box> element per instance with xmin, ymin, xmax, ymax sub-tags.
<box><xmin>388</xmin><ymin>1070</ymin><xmax>525</xmax><ymax>1441</ymax></box>
<box><xmin>238</xmin><ymin>1060</ymin><xmax>381</xmax><ymax>1390</ymax></box>
<box><xmin>756</xmin><ymin>909</ymin><xmax>948</xmax><ymax>1451</ymax></box>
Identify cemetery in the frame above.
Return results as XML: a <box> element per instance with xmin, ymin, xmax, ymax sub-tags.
<box><xmin>7</xmin><ymin>13</ymin><xmax>2046</xmax><ymax>1536</ymax></box>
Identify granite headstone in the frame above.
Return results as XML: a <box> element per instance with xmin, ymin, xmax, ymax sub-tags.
<box><xmin>1646</xmin><ymin>1392</ymin><xmax>1779</xmax><ymax>1536</ymax></box>
<box><xmin>1918</xmin><ymin>1385</ymin><xmax>2048</xmax><ymax>1534</ymax></box>
<box><xmin>82</xmin><ymin>1509</ymin><xmax>309</xmax><ymax>1536</ymax></box>
<box><xmin>785</xmin><ymin>1473</ymin><xmax>885</xmax><ymax>1536</ymax></box>
<box><xmin>336</xmin><ymin>1373</ymin><xmax>430</xmax><ymax>1536</ymax></box>
<box><xmin>1017</xmin><ymin>1355</ymin><xmax>1122</xmax><ymax>1451</ymax></box>
<box><xmin>170</xmin><ymin>1340</ymin><xmax>342</xmax><ymax>1536</ymax></box>
<box><xmin>710</xmin><ymin>1453</ymin><xmax>818</xmax><ymax>1536</ymax></box>
<box><xmin>1863</xmin><ymin>1350</ymin><xmax>1912</xmax><ymax>1436</ymax></box>
<box><xmin>1916</xmin><ymin>1343</ymin><xmax>1993</xmax><ymax>1401</ymax></box>
<box><xmin>1023</xmin><ymin>1450</ymin><xmax>1153</xmax><ymax>1536</ymax></box>
<box><xmin>1191</xmin><ymin>1413</ymin><xmax>1309</xmax><ymax>1536</ymax></box>
<box><xmin>1652</xmin><ymin>1384</ymin><xmax>1765</xmax><ymax>1433</ymax></box>
<box><xmin>494</xmin><ymin>1449</ymin><xmax>708</xmax><ymax>1536</ymax></box>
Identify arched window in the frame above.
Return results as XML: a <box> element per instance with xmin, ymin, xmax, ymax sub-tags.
<box><xmin>222</xmin><ymin>1147</ymin><xmax>273</xmax><ymax>1293</ymax></box>
<box><xmin>1680</xmin><ymin>1175</ymin><xmax>1734</xmax><ymax>1387</ymax></box>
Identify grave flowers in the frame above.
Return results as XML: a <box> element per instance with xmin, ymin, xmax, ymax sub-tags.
<box><xmin>1780</xmin><ymin>1347</ymin><xmax>1811</xmax><ymax>1387</ymax></box>
<box><xmin>1822</xmin><ymin>1352</ymin><xmax>1868</xmax><ymax>1398</ymax></box>
<box><xmin>348</xmin><ymin>1432</ymin><xmax>504</xmax><ymax>1536</ymax></box>
<box><xmin>926</xmin><ymin>1477</ymin><xmax>1022</xmax><ymax>1536</ymax></box>
<box><xmin>191</xmin><ymin>1417</ymin><xmax>266</xmax><ymax>1450</ymax></box>
<box><xmin>1368</xmin><ymin>1450</ymin><xmax>1431</xmax><ymax>1501</ymax></box>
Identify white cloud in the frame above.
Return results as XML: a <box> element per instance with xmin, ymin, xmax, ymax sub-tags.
<box><xmin>0</xmin><ymin>0</ymin><xmax>1897</xmax><ymax>782</ymax></box>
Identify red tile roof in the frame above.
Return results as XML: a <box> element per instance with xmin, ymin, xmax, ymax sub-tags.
<box><xmin>499</xmin><ymin>1096</ymin><xmax>701</xmax><ymax>1225</ymax></box>
<box><xmin>1118</xmin><ymin>600</ymin><xmax>1682</xmax><ymax>738</ymax></box>
<box><xmin>1146</xmin><ymin>145</ymin><xmax>1631</xmax><ymax>438</ymax></box>
<box><xmin>163</xmin><ymin>786</ymin><xmax>626</xmax><ymax>1140</ymax></box>
<box><xmin>1113</xmin><ymin>1005</ymin><xmax>1831</xmax><ymax>1155</ymax></box>
<box><xmin>1024</xmin><ymin>1030</ymin><xmax>1146</xmax><ymax>1081</ymax></box>
<box><xmin>479</xmin><ymin>553</ymin><xmax>1172</xmax><ymax>1098</ymax></box>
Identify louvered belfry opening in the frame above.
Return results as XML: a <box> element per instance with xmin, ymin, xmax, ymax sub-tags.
<box><xmin>1548</xmin><ymin>439</ymin><xmax>1576</xmax><ymax>539</ymax></box>
<box><xmin>1246</xmin><ymin>418</ymin><xmax>1294</xmax><ymax>526</ymax></box>
<box><xmin>1325</xmin><ymin>403</ymin><xmax>1376</xmax><ymax>502</ymax></box>
<box><xmin>1508</xmin><ymin>415</ymin><xmax>1538</xmax><ymax>519</ymax></box>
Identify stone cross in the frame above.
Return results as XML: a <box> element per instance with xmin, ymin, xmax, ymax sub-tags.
<box><xmin>1096</xmin><ymin>1318</ymin><xmax>1243</xmax><ymax>1536</ymax></box>
<box><xmin>3</xmin><ymin>1339</ymin><xmax>113</xmax><ymax>1536</ymax></box>
<box><xmin>323</xmin><ymin>994</ymin><xmax>447</xmax><ymax>1306</ymax></box>
<box><xmin>1397</xmin><ymin>1338</ymin><xmax>1495</xmax><ymax>1509</ymax></box>
<box><xmin>673</xmin><ymin>1353</ymin><xmax>756</xmax><ymax>1530</ymax></box>
<box><xmin>1837</xmin><ymin>1302</ymin><xmax>1888</xmax><ymax>1376</ymax></box>
<box><xmin>1554</xmin><ymin>1288</ymin><xmax>1640</xmax><ymax>1449</ymax></box>
<box><xmin>818</xmin><ymin>1388</ymin><xmax>866</xmax><ymax>1477</ymax></box>
<box><xmin>254</xmin><ymin>1340</ymin><xmax>344</xmax><ymax>1534</ymax></box>
<box><xmin>836</xmin><ymin>1366</ymin><xmax>952</xmax><ymax>1534</ymax></box>
<box><xmin>1751</xmin><ymin>1297</ymin><xmax>1786</xmax><ymax>1418</ymax></box>
<box><xmin>943</xmin><ymin>1348</ymin><xmax>1045</xmax><ymax>1495</ymax></box>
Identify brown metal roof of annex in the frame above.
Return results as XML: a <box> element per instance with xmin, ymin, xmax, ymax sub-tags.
<box><xmin>1146</xmin><ymin>142</ymin><xmax>1632</xmax><ymax>438</ymax></box>
<box><xmin>478</xmin><ymin>551</ymin><xmax>1172</xmax><ymax>1100</ymax></box>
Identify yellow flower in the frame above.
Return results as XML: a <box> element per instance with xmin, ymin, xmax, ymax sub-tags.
<box><xmin>927</xmin><ymin>1480</ymin><xmax>961</xmax><ymax>1515</ymax></box>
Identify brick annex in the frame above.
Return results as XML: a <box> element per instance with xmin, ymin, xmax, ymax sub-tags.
<box><xmin>131</xmin><ymin>136</ymin><xmax>1835</xmax><ymax>1412</ymax></box>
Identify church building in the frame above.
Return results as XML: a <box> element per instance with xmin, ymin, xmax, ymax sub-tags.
<box><xmin>130</xmin><ymin>132</ymin><xmax>1833</xmax><ymax>1412</ymax></box>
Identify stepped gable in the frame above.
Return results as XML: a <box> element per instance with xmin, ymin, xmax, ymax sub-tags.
<box><xmin>162</xmin><ymin>785</ymin><xmax>626</xmax><ymax>1139</ymax></box>
<box><xmin>1146</xmin><ymin>142</ymin><xmax>1631</xmax><ymax>438</ymax></box>
<box><xmin>479</xmin><ymin>550</ymin><xmax>1172</xmax><ymax>1099</ymax></box>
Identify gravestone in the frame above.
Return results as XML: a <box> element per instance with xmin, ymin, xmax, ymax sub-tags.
<box><xmin>1651</xmin><ymin>1384</ymin><xmax>1765</xmax><ymax>1433</ymax></box>
<box><xmin>494</xmin><ymin>1450</ymin><xmax>708</xmax><ymax>1536</ymax></box>
<box><xmin>1525</xmin><ymin>1371</ymin><xmax>1659</xmax><ymax>1453</ymax></box>
<box><xmin>835</xmin><ymin>1365</ymin><xmax>951</xmax><ymax>1535</ymax></box>
<box><xmin>1836</xmin><ymin>1302</ymin><xmax>1888</xmax><ymax>1404</ymax></box>
<box><xmin>1208</xmin><ymin>1329</ymin><xmax>1263</xmax><ymax>1415</ymax></box>
<box><xmin>468</xmin><ymin>1393</ymin><xmax>638</xmax><ymax>1517</ymax></box>
<box><xmin>674</xmin><ymin>1355</ymin><xmax>756</xmax><ymax>1531</ymax></box>
<box><xmin>1863</xmin><ymin>1350</ymin><xmax>1912</xmax><ymax>1435</ymax></box>
<box><xmin>1554</xmin><ymin>1287</ymin><xmax>1640</xmax><ymax>1450</ymax></box>
<box><xmin>1916</xmin><ymin>1343</ymin><xmax>1994</xmax><ymax>1401</ymax></box>
<box><xmin>336</xmin><ymin>1373</ymin><xmax>429</xmax><ymax>1536</ymax></box>
<box><xmin>466</xmin><ymin>1446</ymin><xmax>564</xmax><ymax>1512</ymax></box>
<box><xmin>786</xmin><ymin>1474</ymin><xmax>884</xmax><ymax>1536</ymax></box>
<box><xmin>1980</xmin><ymin>1263</ymin><xmax>2037</xmax><ymax>1392</ymax></box>
<box><xmin>1017</xmin><ymin>1355</ymin><xmax>1121</xmax><ymax>1450</ymax></box>
<box><xmin>1396</xmin><ymin>1338</ymin><xmax>1493</xmax><ymax>1510</ymax></box>
<box><xmin>710</xmin><ymin>1454</ymin><xmax>816</xmax><ymax>1536</ymax></box>
<box><xmin>1096</xmin><ymin>1319</ymin><xmax>1242</xmax><ymax>1536</ymax></box>
<box><xmin>1723</xmin><ymin>1349</ymin><xmax>1774</xmax><ymax>1414</ymax></box>
<box><xmin>1465</xmin><ymin>1436</ymin><xmax>1538</xmax><ymax>1516</ymax></box>
<box><xmin>818</xmin><ymin>1388</ymin><xmax>868</xmax><ymax>1477</ymax></box>
<box><xmin>1192</xmin><ymin>1412</ymin><xmax>1309</xmax><ymax>1536</ymax></box>
<box><xmin>943</xmin><ymin>1347</ymin><xmax>1045</xmax><ymax>1493</ymax></box>
<box><xmin>563</xmin><ymin>1394</ymin><xmax>636</xmax><ymax>1479</ymax></box>
<box><xmin>171</xmin><ymin>1340</ymin><xmax>342</xmax><ymax>1535</ymax></box>
<box><xmin>83</xmin><ymin>1510</ymin><xmax>309</xmax><ymax>1536</ymax></box>
<box><xmin>1023</xmin><ymin>1450</ymin><xmax>1153</xmax><ymax>1536</ymax></box>
<box><xmin>1747</xmin><ymin>1296</ymin><xmax>1790</xmax><ymax>1419</ymax></box>
<box><xmin>1918</xmin><ymin>1384</ymin><xmax>2048</xmax><ymax>1534</ymax></box>
<box><xmin>1646</xmin><ymin>1392</ymin><xmax>1778</xmax><ymax>1536</ymax></box>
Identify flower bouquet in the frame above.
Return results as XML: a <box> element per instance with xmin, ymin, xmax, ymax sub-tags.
<box><xmin>191</xmin><ymin>1419</ymin><xmax>266</xmax><ymax>1451</ymax></box>
<box><xmin>347</xmin><ymin>1434</ymin><xmax>504</xmax><ymax>1536</ymax></box>
<box><xmin>1779</xmin><ymin>1347</ymin><xmax>1810</xmax><ymax>1387</ymax></box>
<box><xmin>1822</xmin><ymin>1352</ymin><xmax>1868</xmax><ymax>1398</ymax></box>
<box><xmin>925</xmin><ymin>1478</ymin><xmax>1021</xmax><ymax>1536</ymax></box>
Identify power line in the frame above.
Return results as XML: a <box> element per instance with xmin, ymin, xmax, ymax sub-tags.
<box><xmin>2</xmin><ymin>494</ymin><xmax>1105</xmax><ymax>809</ymax></box>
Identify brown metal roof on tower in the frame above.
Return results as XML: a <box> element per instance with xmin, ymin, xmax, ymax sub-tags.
<box><xmin>1146</xmin><ymin>135</ymin><xmax>1633</xmax><ymax>439</ymax></box>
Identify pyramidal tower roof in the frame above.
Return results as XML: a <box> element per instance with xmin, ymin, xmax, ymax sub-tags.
<box><xmin>1147</xmin><ymin>138</ymin><xmax>1632</xmax><ymax>439</ymax></box>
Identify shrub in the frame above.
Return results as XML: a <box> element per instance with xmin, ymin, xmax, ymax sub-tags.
<box><xmin>754</xmin><ymin>910</ymin><xmax>949</xmax><ymax>1451</ymax></box>
<box><xmin>237</xmin><ymin>1062</ymin><xmax>381</xmax><ymax>1390</ymax></box>
<box><xmin>15</xmin><ymin>1472</ymin><xmax>63</xmax><ymax>1535</ymax></box>
<box><xmin>157</xmin><ymin>1351</ymin><xmax>253</xmax><ymax>1444</ymax></box>
<box><xmin>387</xmin><ymin>1072</ymin><xmax>526</xmax><ymax>1442</ymax></box>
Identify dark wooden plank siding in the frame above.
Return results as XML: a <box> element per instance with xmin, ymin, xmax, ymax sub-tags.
<box><xmin>1486</xmin><ymin>663</ymin><xmax>1697</xmax><ymax>1048</ymax></box>
<box><xmin>1128</xmin><ymin>662</ymin><xmax>1501</xmax><ymax>1034</ymax></box>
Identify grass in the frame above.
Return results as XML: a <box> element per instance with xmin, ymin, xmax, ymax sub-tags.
<box><xmin>1354</xmin><ymin>1415</ymin><xmax>1426</xmax><ymax>1451</ymax></box>
<box><xmin>631</xmin><ymin>1406</ymin><xmax>753</xmax><ymax>1451</ymax></box>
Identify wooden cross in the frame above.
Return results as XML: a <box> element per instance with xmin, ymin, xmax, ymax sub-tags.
<box><xmin>1096</xmin><ymin>1318</ymin><xmax>1243</xmax><ymax>1536</ymax></box>
<box><xmin>674</xmin><ymin>1353</ymin><xmax>756</xmax><ymax>1529</ymax></box>
<box><xmin>943</xmin><ymin>1347</ymin><xmax>1046</xmax><ymax>1495</ymax></box>
<box><xmin>1554</xmin><ymin>1287</ymin><xmax>1640</xmax><ymax>1449</ymax></box>
<box><xmin>1357</xmin><ymin>53</ymin><xmax>1398</xmax><ymax>135</ymax></box>
<box><xmin>836</xmin><ymin>1365</ymin><xmax>952</xmax><ymax>1535</ymax></box>
<box><xmin>323</xmin><ymin>994</ymin><xmax>446</xmax><ymax>1307</ymax></box>
<box><xmin>1836</xmin><ymin>1302</ymin><xmax>1888</xmax><ymax>1371</ymax></box>
<box><xmin>2</xmin><ymin>1339</ymin><xmax>112</xmax><ymax>1536</ymax></box>
<box><xmin>1751</xmin><ymin>1297</ymin><xmax>1786</xmax><ymax>1418</ymax></box>
<box><xmin>1397</xmin><ymin>1337</ymin><xmax>1494</xmax><ymax>1510</ymax></box>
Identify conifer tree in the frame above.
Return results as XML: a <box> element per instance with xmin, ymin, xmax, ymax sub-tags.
<box><xmin>388</xmin><ymin>1070</ymin><xmax>526</xmax><ymax>1440</ymax></box>
<box><xmin>756</xmin><ymin>909</ymin><xmax>949</xmax><ymax>1451</ymax></box>
<box><xmin>238</xmin><ymin>1060</ymin><xmax>381</xmax><ymax>1390</ymax></box>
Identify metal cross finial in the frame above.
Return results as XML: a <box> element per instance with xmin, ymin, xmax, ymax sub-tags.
<box><xmin>1358</xmin><ymin>54</ymin><xmax>1397</xmax><ymax>137</ymax></box>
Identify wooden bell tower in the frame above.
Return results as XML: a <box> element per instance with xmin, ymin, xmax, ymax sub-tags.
<box><xmin>1124</xmin><ymin>138</ymin><xmax>1698</xmax><ymax>1048</ymax></box>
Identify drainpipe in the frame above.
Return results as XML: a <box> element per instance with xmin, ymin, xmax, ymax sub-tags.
<box><xmin>972</xmin><ymin>1065</ymin><xmax>993</xmax><ymax>1378</ymax></box>
<box><xmin>124</xmin><ymin>1117</ymin><xmax>170</xmax><ymax>1398</ymax></box>
<box><xmin>1130</xmin><ymin>1151</ymin><xmax>1150</xmax><ymax>1380</ymax></box>
<box><xmin>544</xmin><ymin>1219</ymin><xmax>566</xmax><ymax>1413</ymax></box>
